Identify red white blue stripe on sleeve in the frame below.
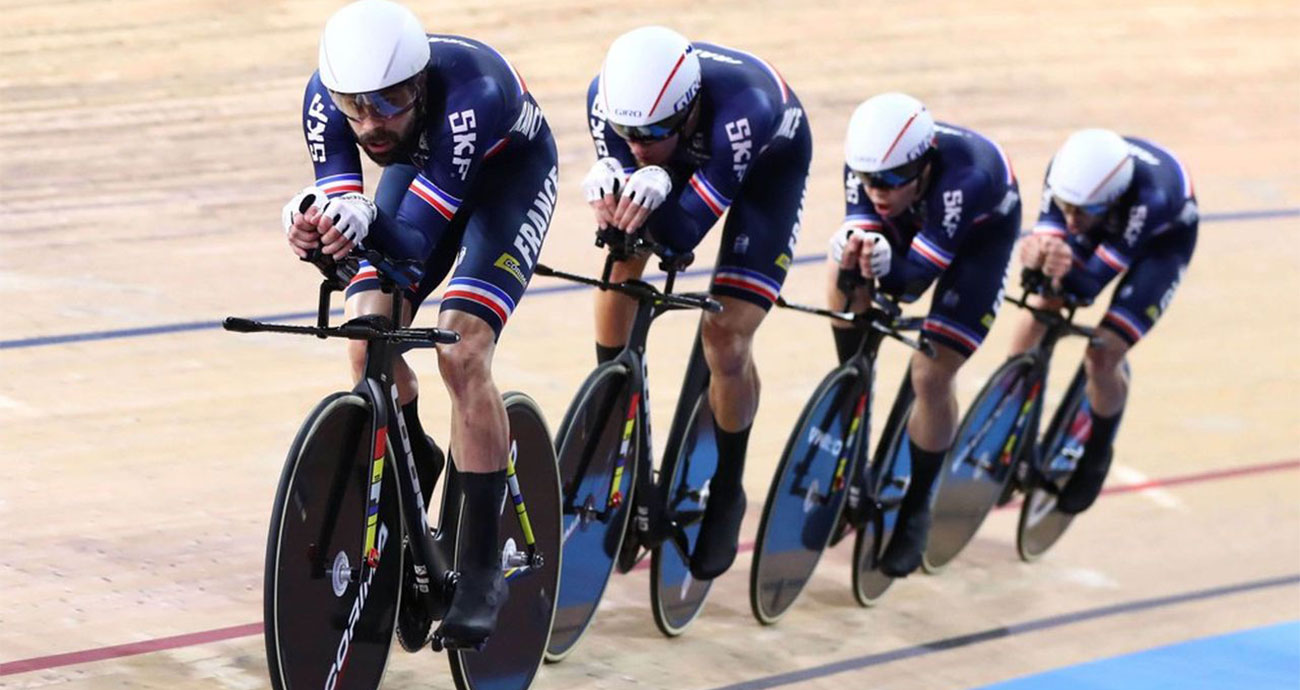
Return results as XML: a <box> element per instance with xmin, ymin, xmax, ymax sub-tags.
<box><xmin>1103</xmin><ymin>306</ymin><xmax>1146</xmax><ymax>342</ymax></box>
<box><xmin>1095</xmin><ymin>243</ymin><xmax>1131</xmax><ymax>272</ymax></box>
<box><xmin>1033</xmin><ymin>221</ymin><xmax>1068</xmax><ymax>238</ymax></box>
<box><xmin>712</xmin><ymin>266</ymin><xmax>781</xmax><ymax>304</ymax></box>
<box><xmin>409</xmin><ymin>174</ymin><xmax>462</xmax><ymax>221</ymax></box>
<box><xmin>922</xmin><ymin>315</ymin><xmax>983</xmax><ymax>353</ymax></box>
<box><xmin>317</xmin><ymin>173</ymin><xmax>364</xmax><ymax>197</ymax></box>
<box><xmin>841</xmin><ymin>214</ymin><xmax>883</xmax><ymax>232</ymax></box>
<box><xmin>688</xmin><ymin>172</ymin><xmax>732</xmax><ymax>217</ymax></box>
<box><xmin>483</xmin><ymin>137</ymin><xmax>510</xmax><ymax>160</ymax></box>
<box><xmin>442</xmin><ymin>277</ymin><xmax>516</xmax><ymax>327</ymax></box>
<box><xmin>910</xmin><ymin>234</ymin><xmax>954</xmax><ymax>271</ymax></box>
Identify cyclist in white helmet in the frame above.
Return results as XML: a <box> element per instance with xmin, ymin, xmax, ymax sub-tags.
<box><xmin>582</xmin><ymin>26</ymin><xmax>813</xmax><ymax>580</ymax></box>
<box><xmin>1011</xmin><ymin>128</ymin><xmax>1198</xmax><ymax>514</ymax></box>
<box><xmin>828</xmin><ymin>92</ymin><xmax>1020</xmax><ymax>577</ymax></box>
<box><xmin>280</xmin><ymin>0</ymin><xmax>559</xmax><ymax>646</ymax></box>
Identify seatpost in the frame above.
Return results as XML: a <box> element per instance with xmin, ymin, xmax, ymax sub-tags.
<box><xmin>663</xmin><ymin>265</ymin><xmax>678</xmax><ymax>295</ymax></box>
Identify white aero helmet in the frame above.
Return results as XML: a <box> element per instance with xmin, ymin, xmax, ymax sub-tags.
<box><xmin>318</xmin><ymin>0</ymin><xmax>430</xmax><ymax>95</ymax></box>
<box><xmin>599</xmin><ymin>26</ymin><xmax>702</xmax><ymax>140</ymax></box>
<box><xmin>845</xmin><ymin>92</ymin><xmax>936</xmax><ymax>187</ymax></box>
<box><xmin>1047</xmin><ymin>129</ymin><xmax>1134</xmax><ymax>212</ymax></box>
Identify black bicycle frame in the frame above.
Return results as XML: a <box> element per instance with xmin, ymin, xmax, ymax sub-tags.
<box><xmin>1002</xmin><ymin>270</ymin><xmax>1100</xmax><ymax>481</ymax></box>
<box><xmin>774</xmin><ymin>271</ymin><xmax>931</xmax><ymax>524</ymax></box>
<box><xmin>225</xmin><ymin>252</ymin><xmax>462</xmax><ymax>615</ymax></box>
<box><xmin>537</xmin><ymin>245</ymin><xmax>719</xmax><ymax>547</ymax></box>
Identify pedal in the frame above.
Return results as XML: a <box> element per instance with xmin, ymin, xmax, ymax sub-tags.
<box><xmin>429</xmin><ymin>632</ymin><xmax>488</xmax><ymax>653</ymax></box>
<box><xmin>878</xmin><ymin>494</ymin><xmax>903</xmax><ymax>511</ymax></box>
<box><xmin>673</xmin><ymin>508</ymin><xmax>704</xmax><ymax>529</ymax></box>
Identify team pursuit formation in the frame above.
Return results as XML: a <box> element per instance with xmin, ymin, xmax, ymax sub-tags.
<box><xmin>233</xmin><ymin>0</ymin><xmax>1198</xmax><ymax>687</ymax></box>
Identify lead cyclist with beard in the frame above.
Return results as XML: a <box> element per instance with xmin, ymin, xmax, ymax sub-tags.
<box><xmin>279</xmin><ymin>0</ymin><xmax>559</xmax><ymax>647</ymax></box>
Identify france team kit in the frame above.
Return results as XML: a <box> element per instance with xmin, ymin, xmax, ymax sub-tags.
<box><xmin>299</xmin><ymin>34</ymin><xmax>558</xmax><ymax>339</ymax></box>
<box><xmin>586</xmin><ymin>42</ymin><xmax>813</xmax><ymax>310</ymax></box>
<box><xmin>839</xmin><ymin>123</ymin><xmax>1021</xmax><ymax>357</ymax></box>
<box><xmin>1032</xmin><ymin>136</ymin><xmax>1198</xmax><ymax>345</ymax></box>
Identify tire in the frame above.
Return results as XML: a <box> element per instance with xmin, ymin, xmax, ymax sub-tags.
<box><xmin>264</xmin><ymin>392</ymin><xmax>402</xmax><ymax>690</ymax></box>
<box><xmin>451</xmin><ymin>392</ymin><xmax>563</xmax><ymax>690</ymax></box>
<box><xmin>750</xmin><ymin>364</ymin><xmax>866</xmax><ymax>624</ymax></box>
<box><xmin>543</xmin><ymin>364</ymin><xmax>639</xmax><ymax>662</ymax></box>
<box><xmin>649</xmin><ymin>391</ymin><xmax>716</xmax><ymax>637</ymax></box>
<box><xmin>922</xmin><ymin>355</ymin><xmax>1040</xmax><ymax>574</ymax></box>
<box><xmin>1017</xmin><ymin>364</ymin><xmax>1088</xmax><ymax>562</ymax></box>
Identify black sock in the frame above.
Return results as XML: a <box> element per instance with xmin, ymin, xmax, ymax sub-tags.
<box><xmin>905</xmin><ymin>440</ymin><xmax>945</xmax><ymax>513</ymax></box>
<box><xmin>712</xmin><ymin>416</ymin><xmax>751</xmax><ymax>495</ymax></box>
<box><xmin>401</xmin><ymin>398</ymin><xmax>441</xmax><ymax>501</ymax></box>
<box><xmin>458</xmin><ymin>470</ymin><xmax>506</xmax><ymax>572</ymax></box>
<box><xmin>596</xmin><ymin>343</ymin><xmax>623</xmax><ymax>364</ymax></box>
<box><xmin>1085</xmin><ymin>409</ymin><xmax>1121</xmax><ymax>459</ymax></box>
<box><xmin>832</xmin><ymin>326</ymin><xmax>867</xmax><ymax>365</ymax></box>
<box><xmin>401</xmin><ymin>397</ymin><xmax>431</xmax><ymax>452</ymax></box>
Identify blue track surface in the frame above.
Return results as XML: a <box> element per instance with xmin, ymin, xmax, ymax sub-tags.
<box><xmin>4</xmin><ymin>206</ymin><xmax>1297</xmax><ymax>351</ymax></box>
<box><xmin>978</xmin><ymin>621</ymin><xmax>1300</xmax><ymax>690</ymax></box>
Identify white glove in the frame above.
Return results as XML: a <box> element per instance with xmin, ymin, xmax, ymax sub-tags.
<box><xmin>582</xmin><ymin>157</ymin><xmax>629</xmax><ymax>202</ymax></box>
<box><xmin>282</xmin><ymin>185</ymin><xmax>327</xmax><ymax>235</ymax></box>
<box><xmin>621</xmin><ymin>166</ymin><xmax>672</xmax><ymax>212</ymax></box>
<box><xmin>319</xmin><ymin>192</ymin><xmax>377</xmax><ymax>246</ymax></box>
<box><xmin>829</xmin><ymin>228</ymin><xmax>892</xmax><ymax>277</ymax></box>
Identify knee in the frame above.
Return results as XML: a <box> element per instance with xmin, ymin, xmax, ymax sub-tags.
<box><xmin>436</xmin><ymin>324</ymin><xmax>494</xmax><ymax>397</ymax></box>
<box><xmin>1084</xmin><ymin>338</ymin><xmax>1126</xmax><ymax>378</ymax></box>
<box><xmin>910</xmin><ymin>348</ymin><xmax>962</xmax><ymax>402</ymax></box>
<box><xmin>701</xmin><ymin>315</ymin><xmax>751</xmax><ymax>379</ymax></box>
<box><xmin>347</xmin><ymin>339</ymin><xmax>367</xmax><ymax>381</ymax></box>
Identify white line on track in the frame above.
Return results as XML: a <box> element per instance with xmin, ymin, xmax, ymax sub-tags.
<box><xmin>1112</xmin><ymin>464</ymin><xmax>1188</xmax><ymax>511</ymax></box>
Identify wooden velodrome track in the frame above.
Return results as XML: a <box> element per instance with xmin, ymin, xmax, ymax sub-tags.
<box><xmin>2</xmin><ymin>0</ymin><xmax>1297</xmax><ymax>687</ymax></box>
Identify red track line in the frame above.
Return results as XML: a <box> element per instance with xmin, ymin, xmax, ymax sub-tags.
<box><xmin>995</xmin><ymin>457</ymin><xmax>1300</xmax><ymax>512</ymax></box>
<box><xmin>3</xmin><ymin>457</ymin><xmax>1296</xmax><ymax>677</ymax></box>
<box><xmin>1099</xmin><ymin>457</ymin><xmax>1300</xmax><ymax>495</ymax></box>
<box><xmin>0</xmin><ymin>623</ymin><xmax>263</xmax><ymax>676</ymax></box>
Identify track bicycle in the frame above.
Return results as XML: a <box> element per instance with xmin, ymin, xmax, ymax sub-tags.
<box><xmin>226</xmin><ymin>249</ymin><xmax>562</xmax><ymax>690</ymax></box>
<box><xmin>922</xmin><ymin>268</ymin><xmax>1111</xmax><ymax>572</ymax></box>
<box><xmin>748</xmin><ymin>270</ymin><xmax>934</xmax><ymax>621</ymax></box>
<box><xmin>537</xmin><ymin>229</ymin><xmax>727</xmax><ymax>660</ymax></box>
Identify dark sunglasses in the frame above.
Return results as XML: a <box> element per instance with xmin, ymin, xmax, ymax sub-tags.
<box><xmin>610</xmin><ymin>100</ymin><xmax>694</xmax><ymax>142</ymax></box>
<box><xmin>854</xmin><ymin>155</ymin><xmax>930</xmax><ymax>190</ymax></box>
<box><xmin>328</xmin><ymin>76</ymin><xmax>421</xmax><ymax>122</ymax></box>
<box><xmin>1056</xmin><ymin>198</ymin><xmax>1110</xmax><ymax>217</ymax></box>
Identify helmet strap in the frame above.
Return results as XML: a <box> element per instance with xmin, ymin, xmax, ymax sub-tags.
<box><xmin>679</xmin><ymin>94</ymin><xmax>703</xmax><ymax>140</ymax></box>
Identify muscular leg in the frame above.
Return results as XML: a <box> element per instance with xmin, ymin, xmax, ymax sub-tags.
<box><xmin>435</xmin><ymin>309</ymin><xmax>510</xmax><ymax>643</ymax></box>
<box><xmin>689</xmin><ymin>297</ymin><xmax>768</xmax><ymax>580</ymax></box>
<box><xmin>1006</xmin><ymin>294</ymin><xmax>1063</xmax><ymax>356</ymax></box>
<box><xmin>881</xmin><ymin>342</ymin><xmax>969</xmax><ymax>577</ymax></box>
<box><xmin>593</xmin><ymin>252</ymin><xmax>651</xmax><ymax>358</ymax></box>
<box><xmin>702</xmin><ymin>297</ymin><xmax>766</xmax><ymax>432</ymax></box>
<box><xmin>907</xmin><ymin>342</ymin><xmax>967</xmax><ymax>452</ymax></box>
<box><xmin>346</xmin><ymin>288</ymin><xmax>418</xmax><ymax>401</ymax></box>
<box><xmin>1084</xmin><ymin>328</ymin><xmax>1130</xmax><ymax>417</ymax></box>
<box><xmin>1057</xmin><ymin>328</ymin><xmax>1131</xmax><ymax>514</ymax></box>
<box><xmin>436</xmin><ymin>310</ymin><xmax>507</xmax><ymax>474</ymax></box>
<box><xmin>345</xmin><ymin>288</ymin><xmax>445</xmax><ymax>505</ymax></box>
